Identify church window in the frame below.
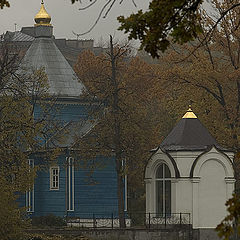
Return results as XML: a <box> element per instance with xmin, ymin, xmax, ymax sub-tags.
<box><xmin>50</xmin><ymin>166</ymin><xmax>59</xmax><ymax>190</ymax></box>
<box><xmin>156</xmin><ymin>163</ymin><xmax>171</xmax><ymax>215</ymax></box>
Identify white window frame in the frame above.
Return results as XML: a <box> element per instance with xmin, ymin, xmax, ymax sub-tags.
<box><xmin>26</xmin><ymin>159</ymin><xmax>34</xmax><ymax>212</ymax></box>
<box><xmin>67</xmin><ymin>157</ymin><xmax>75</xmax><ymax>211</ymax></box>
<box><xmin>50</xmin><ymin>166</ymin><xmax>60</xmax><ymax>190</ymax></box>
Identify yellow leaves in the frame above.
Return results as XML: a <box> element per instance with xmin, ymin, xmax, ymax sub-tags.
<box><xmin>28</xmin><ymin>67</ymin><xmax>49</xmax><ymax>98</ymax></box>
<box><xmin>123</xmin><ymin>57</ymin><xmax>157</xmax><ymax>103</ymax></box>
<box><xmin>0</xmin><ymin>94</ymin><xmax>37</xmax><ymax>193</ymax></box>
<box><xmin>153</xmin><ymin>39</ymin><xmax>240</xmax><ymax>151</ymax></box>
<box><xmin>74</xmin><ymin>50</ymin><xmax>113</xmax><ymax>99</ymax></box>
<box><xmin>0</xmin><ymin>42</ymin><xmax>65</xmax><ymax>238</ymax></box>
<box><xmin>74</xmin><ymin>49</ymin><xmax>162</xmax><ymax>192</ymax></box>
<box><xmin>0</xmin><ymin>182</ymin><xmax>29</xmax><ymax>240</ymax></box>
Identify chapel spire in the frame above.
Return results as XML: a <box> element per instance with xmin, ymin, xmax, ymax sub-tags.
<box><xmin>182</xmin><ymin>105</ymin><xmax>197</xmax><ymax>119</ymax></box>
<box><xmin>34</xmin><ymin>0</ymin><xmax>52</xmax><ymax>26</ymax></box>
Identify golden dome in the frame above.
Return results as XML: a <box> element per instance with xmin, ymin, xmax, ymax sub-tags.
<box><xmin>182</xmin><ymin>105</ymin><xmax>197</xmax><ymax>119</ymax></box>
<box><xmin>34</xmin><ymin>1</ymin><xmax>51</xmax><ymax>26</ymax></box>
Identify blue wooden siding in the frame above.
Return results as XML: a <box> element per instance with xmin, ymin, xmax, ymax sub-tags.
<box><xmin>33</xmin><ymin>156</ymin><xmax>66</xmax><ymax>216</ymax></box>
<box><xmin>19</xmin><ymin>102</ymin><xmax>120</xmax><ymax>218</ymax></box>
<box><xmin>34</xmin><ymin>103</ymin><xmax>88</xmax><ymax>122</ymax></box>
<box><xmin>73</xmin><ymin>158</ymin><xmax>118</xmax><ymax>218</ymax></box>
<box><xmin>27</xmin><ymin>155</ymin><xmax>118</xmax><ymax>217</ymax></box>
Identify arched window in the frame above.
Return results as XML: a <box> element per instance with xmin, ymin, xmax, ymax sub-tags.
<box><xmin>156</xmin><ymin>163</ymin><xmax>171</xmax><ymax>215</ymax></box>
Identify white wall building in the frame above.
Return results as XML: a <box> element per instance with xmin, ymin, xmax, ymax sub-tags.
<box><xmin>145</xmin><ymin>107</ymin><xmax>235</xmax><ymax>238</ymax></box>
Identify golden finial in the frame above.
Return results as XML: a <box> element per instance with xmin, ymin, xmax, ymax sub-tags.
<box><xmin>182</xmin><ymin>105</ymin><xmax>197</xmax><ymax>119</ymax></box>
<box><xmin>34</xmin><ymin>1</ymin><xmax>51</xmax><ymax>26</ymax></box>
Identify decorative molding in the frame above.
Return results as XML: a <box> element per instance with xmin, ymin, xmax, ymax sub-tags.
<box><xmin>190</xmin><ymin>146</ymin><xmax>234</xmax><ymax>178</ymax></box>
<box><xmin>144</xmin><ymin>178</ymin><xmax>152</xmax><ymax>184</ymax></box>
<box><xmin>171</xmin><ymin>179</ymin><xmax>179</xmax><ymax>183</ymax></box>
<box><xmin>225</xmin><ymin>178</ymin><xmax>236</xmax><ymax>184</ymax></box>
<box><xmin>191</xmin><ymin>177</ymin><xmax>201</xmax><ymax>183</ymax></box>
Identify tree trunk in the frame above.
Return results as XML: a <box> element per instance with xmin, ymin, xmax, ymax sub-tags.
<box><xmin>116</xmin><ymin>157</ymin><xmax>126</xmax><ymax>228</ymax></box>
<box><xmin>110</xmin><ymin>35</ymin><xmax>126</xmax><ymax>228</ymax></box>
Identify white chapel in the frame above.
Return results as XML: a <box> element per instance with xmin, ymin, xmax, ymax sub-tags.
<box><xmin>145</xmin><ymin>107</ymin><xmax>235</xmax><ymax>234</ymax></box>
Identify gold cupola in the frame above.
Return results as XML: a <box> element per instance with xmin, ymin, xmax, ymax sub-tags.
<box><xmin>34</xmin><ymin>0</ymin><xmax>51</xmax><ymax>26</ymax></box>
<box><xmin>182</xmin><ymin>105</ymin><xmax>197</xmax><ymax>118</ymax></box>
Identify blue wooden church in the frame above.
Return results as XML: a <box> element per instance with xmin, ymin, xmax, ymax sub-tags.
<box><xmin>18</xmin><ymin>1</ymin><xmax>124</xmax><ymax>220</ymax></box>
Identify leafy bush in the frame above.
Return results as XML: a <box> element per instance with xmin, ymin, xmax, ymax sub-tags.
<box><xmin>31</xmin><ymin>214</ymin><xmax>66</xmax><ymax>228</ymax></box>
<box><xmin>0</xmin><ymin>185</ymin><xmax>29</xmax><ymax>240</ymax></box>
<box><xmin>26</xmin><ymin>234</ymin><xmax>90</xmax><ymax>240</ymax></box>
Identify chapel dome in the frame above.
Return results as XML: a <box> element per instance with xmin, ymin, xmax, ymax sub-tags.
<box><xmin>34</xmin><ymin>1</ymin><xmax>51</xmax><ymax>26</ymax></box>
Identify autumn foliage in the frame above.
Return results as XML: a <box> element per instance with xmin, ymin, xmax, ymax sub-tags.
<box><xmin>74</xmin><ymin>40</ymin><xmax>163</xmax><ymax>222</ymax></box>
<box><xmin>0</xmin><ymin>41</ymin><xmax>61</xmax><ymax>239</ymax></box>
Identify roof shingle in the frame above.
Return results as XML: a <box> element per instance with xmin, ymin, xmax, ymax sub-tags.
<box><xmin>160</xmin><ymin>118</ymin><xmax>224</xmax><ymax>151</ymax></box>
<box><xmin>22</xmin><ymin>37</ymin><xmax>85</xmax><ymax>98</ymax></box>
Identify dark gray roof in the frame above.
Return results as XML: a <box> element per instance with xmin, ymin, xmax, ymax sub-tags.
<box><xmin>2</xmin><ymin>31</ymin><xmax>35</xmax><ymax>42</ymax></box>
<box><xmin>47</xmin><ymin>119</ymin><xmax>93</xmax><ymax>148</ymax></box>
<box><xmin>1</xmin><ymin>31</ymin><xmax>34</xmax><ymax>42</ymax></box>
<box><xmin>22</xmin><ymin>37</ymin><xmax>85</xmax><ymax>98</ymax></box>
<box><xmin>11</xmin><ymin>31</ymin><xmax>35</xmax><ymax>42</ymax></box>
<box><xmin>160</xmin><ymin>118</ymin><xmax>224</xmax><ymax>151</ymax></box>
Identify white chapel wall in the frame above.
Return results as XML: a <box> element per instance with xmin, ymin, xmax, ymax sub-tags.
<box><xmin>170</xmin><ymin>151</ymin><xmax>202</xmax><ymax>177</ymax></box>
<box><xmin>191</xmin><ymin>148</ymin><xmax>235</xmax><ymax>229</ymax></box>
<box><xmin>175</xmin><ymin>179</ymin><xmax>192</xmax><ymax>215</ymax></box>
<box><xmin>198</xmin><ymin>159</ymin><xmax>226</xmax><ymax>228</ymax></box>
<box><xmin>145</xmin><ymin>146</ymin><xmax>235</xmax><ymax>231</ymax></box>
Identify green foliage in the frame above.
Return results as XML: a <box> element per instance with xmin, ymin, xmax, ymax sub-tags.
<box><xmin>118</xmin><ymin>0</ymin><xmax>203</xmax><ymax>58</ymax></box>
<box><xmin>149</xmin><ymin>0</ymin><xmax>240</xmax><ymax>153</ymax></box>
<box><xmin>31</xmin><ymin>214</ymin><xmax>67</xmax><ymax>228</ymax></box>
<box><xmin>0</xmin><ymin>182</ymin><xmax>29</xmax><ymax>240</ymax></box>
<box><xmin>26</xmin><ymin>234</ymin><xmax>91</xmax><ymax>240</ymax></box>
<box><xmin>0</xmin><ymin>41</ymin><xmax>63</xmax><ymax>239</ymax></box>
<box><xmin>0</xmin><ymin>0</ymin><xmax>9</xmax><ymax>9</ymax></box>
<box><xmin>70</xmin><ymin>0</ymin><xmax>203</xmax><ymax>57</ymax></box>
<box><xmin>26</xmin><ymin>234</ymin><xmax>65</xmax><ymax>240</ymax></box>
<box><xmin>216</xmin><ymin>194</ymin><xmax>240</xmax><ymax>240</ymax></box>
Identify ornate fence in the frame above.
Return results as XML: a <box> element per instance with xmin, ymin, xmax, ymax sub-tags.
<box><xmin>66</xmin><ymin>212</ymin><xmax>191</xmax><ymax>229</ymax></box>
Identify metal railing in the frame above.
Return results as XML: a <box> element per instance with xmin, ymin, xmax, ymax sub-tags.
<box><xmin>66</xmin><ymin>212</ymin><xmax>191</xmax><ymax>229</ymax></box>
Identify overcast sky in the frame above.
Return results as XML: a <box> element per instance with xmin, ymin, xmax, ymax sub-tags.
<box><xmin>0</xmin><ymin>0</ymin><xmax>149</xmax><ymax>46</ymax></box>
